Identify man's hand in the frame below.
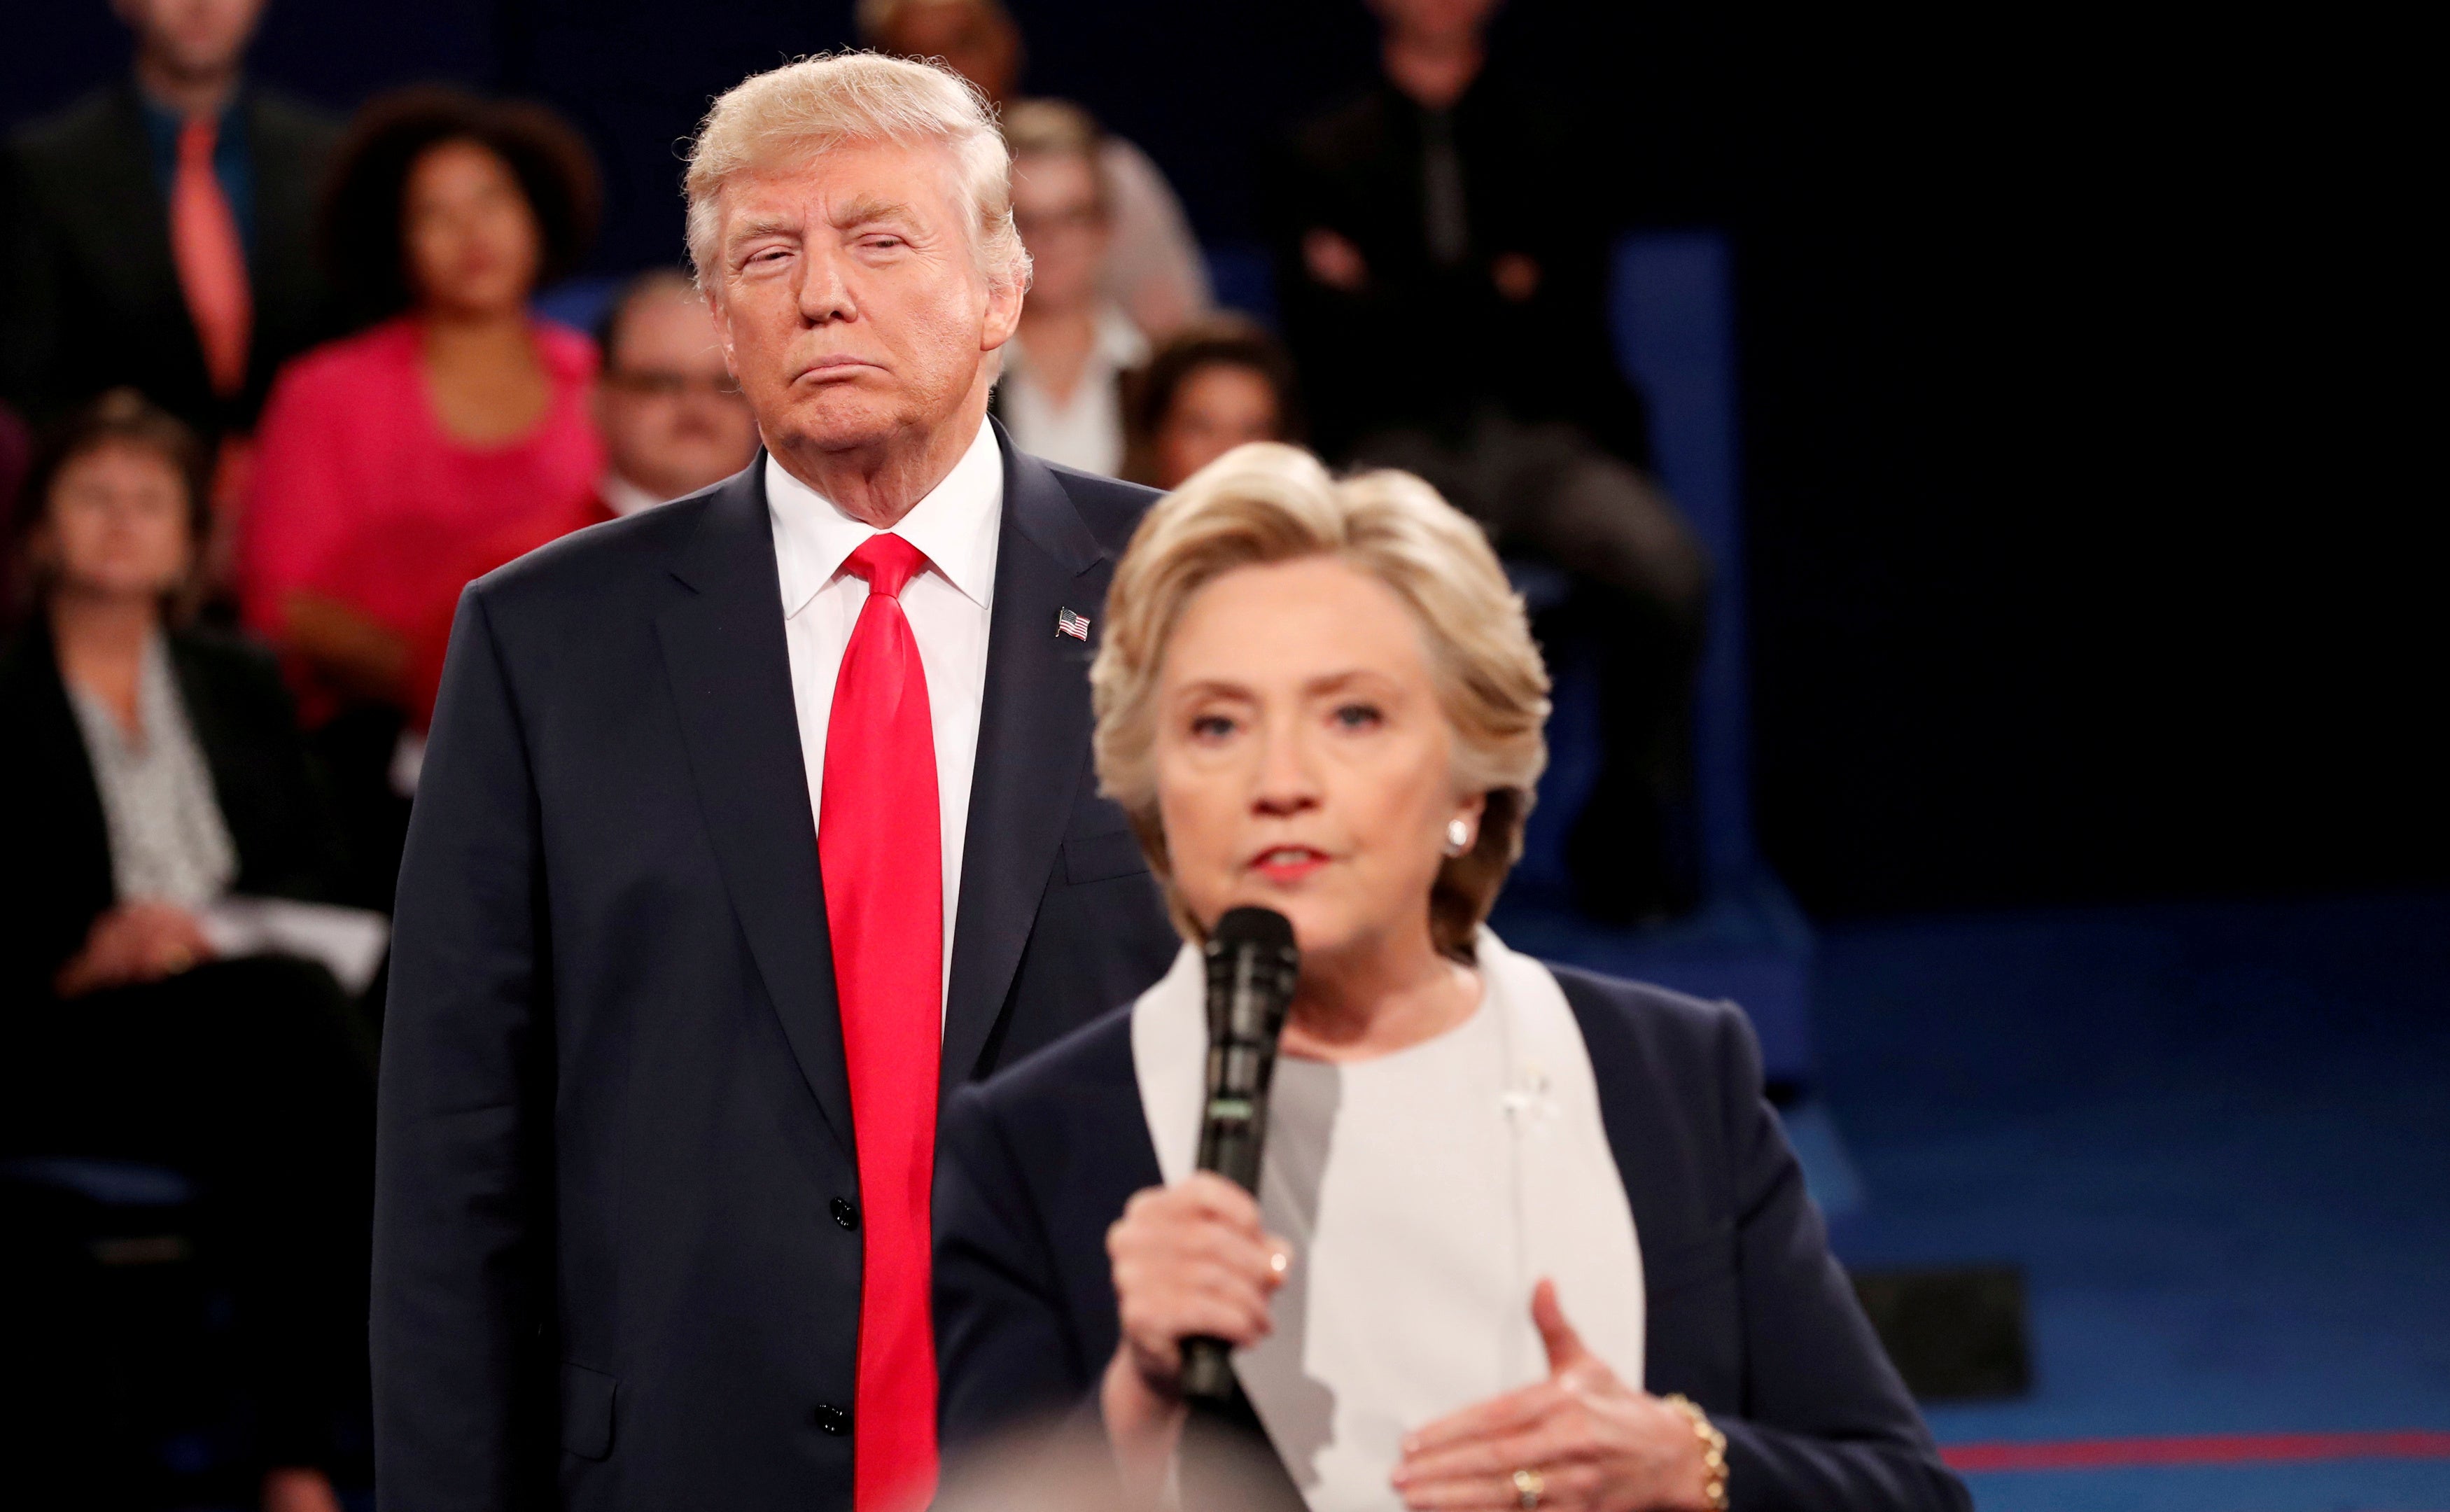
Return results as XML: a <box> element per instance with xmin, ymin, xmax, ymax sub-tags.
<box><xmin>262</xmin><ymin>1466</ymin><xmax>343</xmax><ymax>1512</ymax></box>
<box><xmin>1390</xmin><ymin>1280</ymin><xmax>1713</xmax><ymax>1511</ymax></box>
<box><xmin>284</xmin><ymin>589</ymin><xmax>413</xmax><ymax>704</ymax></box>
<box><xmin>1303</xmin><ymin>227</ymin><xmax>1370</xmax><ymax>293</ymax></box>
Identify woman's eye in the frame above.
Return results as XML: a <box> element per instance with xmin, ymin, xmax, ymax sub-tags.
<box><xmin>1332</xmin><ymin>703</ymin><xmax>1383</xmax><ymax>731</ymax></box>
<box><xmin>1190</xmin><ymin>713</ymin><xmax>1236</xmax><ymax>741</ymax></box>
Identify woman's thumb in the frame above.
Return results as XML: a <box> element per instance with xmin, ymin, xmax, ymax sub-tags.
<box><xmin>1531</xmin><ymin>1278</ymin><xmax>1590</xmax><ymax>1372</ymax></box>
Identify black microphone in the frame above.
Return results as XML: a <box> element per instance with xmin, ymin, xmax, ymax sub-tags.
<box><xmin>1180</xmin><ymin>905</ymin><xmax>1301</xmax><ymax>1405</ymax></box>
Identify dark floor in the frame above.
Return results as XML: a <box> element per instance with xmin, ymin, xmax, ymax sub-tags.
<box><xmin>1814</xmin><ymin>890</ymin><xmax>2450</xmax><ymax>1511</ymax></box>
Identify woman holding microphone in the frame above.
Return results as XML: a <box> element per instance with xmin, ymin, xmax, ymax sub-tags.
<box><xmin>934</xmin><ymin>444</ymin><xmax>1966</xmax><ymax>1511</ymax></box>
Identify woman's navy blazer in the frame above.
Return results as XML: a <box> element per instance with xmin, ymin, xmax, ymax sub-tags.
<box><xmin>936</xmin><ymin>962</ymin><xmax>1972</xmax><ymax>1512</ymax></box>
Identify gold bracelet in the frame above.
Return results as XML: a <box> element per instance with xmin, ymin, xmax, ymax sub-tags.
<box><xmin>1662</xmin><ymin>1394</ymin><xmax>1729</xmax><ymax>1511</ymax></box>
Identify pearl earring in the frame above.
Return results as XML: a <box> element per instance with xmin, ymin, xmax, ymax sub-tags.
<box><xmin>1443</xmin><ymin>818</ymin><xmax>1472</xmax><ymax>857</ymax></box>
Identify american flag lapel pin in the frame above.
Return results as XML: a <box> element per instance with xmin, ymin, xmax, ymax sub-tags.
<box><xmin>1056</xmin><ymin>607</ymin><xmax>1091</xmax><ymax>641</ymax></box>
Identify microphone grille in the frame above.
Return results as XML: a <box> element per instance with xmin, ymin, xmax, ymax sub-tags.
<box><xmin>1210</xmin><ymin>906</ymin><xmax>1296</xmax><ymax>955</ymax></box>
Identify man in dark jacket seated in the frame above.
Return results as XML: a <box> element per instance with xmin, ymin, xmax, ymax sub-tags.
<box><xmin>1264</xmin><ymin>0</ymin><xmax>1709</xmax><ymax>923</ymax></box>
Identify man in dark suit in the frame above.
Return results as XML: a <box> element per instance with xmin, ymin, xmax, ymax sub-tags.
<box><xmin>371</xmin><ymin>52</ymin><xmax>1178</xmax><ymax>1511</ymax></box>
<box><xmin>0</xmin><ymin>0</ymin><xmax>340</xmax><ymax>437</ymax></box>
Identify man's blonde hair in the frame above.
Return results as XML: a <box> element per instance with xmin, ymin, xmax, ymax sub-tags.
<box><xmin>683</xmin><ymin>52</ymin><xmax>1030</xmax><ymax>298</ymax></box>
<box><xmin>1091</xmin><ymin>443</ymin><xmax>1552</xmax><ymax>958</ymax></box>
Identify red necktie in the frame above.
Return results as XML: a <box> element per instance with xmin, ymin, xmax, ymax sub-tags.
<box><xmin>820</xmin><ymin>534</ymin><xmax>943</xmax><ymax>1511</ymax></box>
<box><xmin>170</xmin><ymin>116</ymin><xmax>253</xmax><ymax>398</ymax></box>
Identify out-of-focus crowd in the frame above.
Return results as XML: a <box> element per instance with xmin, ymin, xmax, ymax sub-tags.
<box><xmin>0</xmin><ymin>0</ymin><xmax>1707</xmax><ymax>1505</ymax></box>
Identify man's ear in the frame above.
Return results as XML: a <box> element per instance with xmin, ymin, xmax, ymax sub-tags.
<box><xmin>981</xmin><ymin>267</ymin><xmax>1027</xmax><ymax>354</ymax></box>
<box><xmin>704</xmin><ymin>282</ymin><xmax>741</xmax><ymax>374</ymax></box>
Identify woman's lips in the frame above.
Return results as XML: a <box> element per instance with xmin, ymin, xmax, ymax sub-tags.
<box><xmin>1249</xmin><ymin>846</ymin><xmax>1331</xmax><ymax>884</ymax></box>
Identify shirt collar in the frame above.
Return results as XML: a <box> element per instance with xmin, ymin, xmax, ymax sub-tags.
<box><xmin>598</xmin><ymin>472</ymin><xmax>665</xmax><ymax>519</ymax></box>
<box><xmin>1007</xmin><ymin>304</ymin><xmax>1149</xmax><ymax>384</ymax></box>
<box><xmin>1095</xmin><ymin>303</ymin><xmax>1152</xmax><ymax>368</ymax></box>
<box><xmin>766</xmin><ymin>414</ymin><xmax>1004</xmax><ymax>619</ymax></box>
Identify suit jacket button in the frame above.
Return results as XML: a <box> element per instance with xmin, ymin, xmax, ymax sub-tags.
<box><xmin>814</xmin><ymin>1401</ymin><xmax>852</xmax><ymax>1436</ymax></box>
<box><xmin>831</xmin><ymin>1197</ymin><xmax>859</xmax><ymax>1231</ymax></box>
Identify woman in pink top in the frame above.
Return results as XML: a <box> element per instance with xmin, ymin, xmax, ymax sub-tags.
<box><xmin>243</xmin><ymin>88</ymin><xmax>606</xmax><ymax>732</ymax></box>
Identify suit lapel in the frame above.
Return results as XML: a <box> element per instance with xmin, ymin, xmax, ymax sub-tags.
<box><xmin>941</xmin><ymin>430</ymin><xmax>1110</xmax><ymax>1094</ymax></box>
<box><xmin>655</xmin><ymin>464</ymin><xmax>855</xmax><ymax>1152</ymax></box>
<box><xmin>5</xmin><ymin>623</ymin><xmax>116</xmax><ymax>923</ymax></box>
<box><xmin>99</xmin><ymin>88</ymin><xmax>180</xmax><ymax>311</ymax></box>
<box><xmin>241</xmin><ymin>93</ymin><xmax>327</xmax><ymax>384</ymax></box>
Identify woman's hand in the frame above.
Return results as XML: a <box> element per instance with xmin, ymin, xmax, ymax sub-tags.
<box><xmin>54</xmin><ymin>901</ymin><xmax>216</xmax><ymax>997</ymax></box>
<box><xmin>284</xmin><ymin>590</ymin><xmax>412</xmax><ymax>704</ymax></box>
<box><xmin>1101</xmin><ymin>1172</ymin><xmax>1290</xmax><ymax>1488</ymax></box>
<box><xmin>1391</xmin><ymin>1280</ymin><xmax>1714</xmax><ymax>1511</ymax></box>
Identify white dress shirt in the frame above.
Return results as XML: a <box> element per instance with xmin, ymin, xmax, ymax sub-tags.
<box><xmin>766</xmin><ymin>416</ymin><xmax>1004</xmax><ymax>1002</ymax></box>
<box><xmin>996</xmin><ymin>304</ymin><xmax>1150</xmax><ymax>476</ymax></box>
<box><xmin>597</xmin><ymin>471</ymin><xmax>667</xmax><ymax>518</ymax></box>
<box><xmin>64</xmin><ymin>631</ymin><xmax>237</xmax><ymax>909</ymax></box>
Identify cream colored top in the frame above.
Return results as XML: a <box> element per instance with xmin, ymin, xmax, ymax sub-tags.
<box><xmin>1131</xmin><ymin>930</ymin><xmax>1648</xmax><ymax>1511</ymax></box>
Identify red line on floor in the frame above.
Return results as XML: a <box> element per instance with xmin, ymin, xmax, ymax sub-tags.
<box><xmin>1942</xmin><ymin>1431</ymin><xmax>2450</xmax><ymax>1473</ymax></box>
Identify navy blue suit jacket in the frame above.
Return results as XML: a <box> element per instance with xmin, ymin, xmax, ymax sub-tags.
<box><xmin>937</xmin><ymin>967</ymin><xmax>1971</xmax><ymax>1512</ymax></box>
<box><xmin>372</xmin><ymin>431</ymin><xmax>1179</xmax><ymax>1510</ymax></box>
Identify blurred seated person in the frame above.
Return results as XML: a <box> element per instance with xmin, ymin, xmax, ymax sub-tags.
<box><xmin>1266</xmin><ymin>0</ymin><xmax>1709</xmax><ymax>920</ymax></box>
<box><xmin>0</xmin><ymin>0</ymin><xmax>340</xmax><ymax>439</ymax></box>
<box><xmin>936</xmin><ymin>446</ymin><xmax>1968</xmax><ymax>1512</ymax></box>
<box><xmin>0</xmin><ymin>391</ymin><xmax>374</xmax><ymax>1512</ymax></box>
<box><xmin>589</xmin><ymin>267</ymin><xmax>760</xmax><ymax>519</ymax></box>
<box><xmin>237</xmin><ymin>88</ymin><xmax>603</xmax><ymax>899</ymax></box>
<box><xmin>1122</xmin><ymin>316</ymin><xmax>1301</xmax><ymax>490</ymax></box>
<box><xmin>0</xmin><ymin>400</ymin><xmax>27</xmax><ymax>613</ymax></box>
<box><xmin>858</xmin><ymin>0</ymin><xmax>1211</xmax><ymax>337</ymax></box>
<box><xmin>993</xmin><ymin>100</ymin><xmax>1147</xmax><ymax>476</ymax></box>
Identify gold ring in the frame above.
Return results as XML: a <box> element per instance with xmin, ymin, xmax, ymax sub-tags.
<box><xmin>1511</xmin><ymin>1466</ymin><xmax>1544</xmax><ymax>1509</ymax></box>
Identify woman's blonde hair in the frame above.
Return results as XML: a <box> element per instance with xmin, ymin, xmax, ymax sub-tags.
<box><xmin>1091</xmin><ymin>442</ymin><xmax>1551</xmax><ymax>958</ymax></box>
<box><xmin>683</xmin><ymin>52</ymin><xmax>1030</xmax><ymax>299</ymax></box>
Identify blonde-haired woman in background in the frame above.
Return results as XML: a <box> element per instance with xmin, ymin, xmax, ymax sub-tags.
<box><xmin>992</xmin><ymin>99</ymin><xmax>1149</xmax><ymax>476</ymax></box>
<box><xmin>936</xmin><ymin>443</ymin><xmax>1968</xmax><ymax>1512</ymax></box>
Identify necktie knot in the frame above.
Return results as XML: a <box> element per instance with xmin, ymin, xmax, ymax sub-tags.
<box><xmin>178</xmin><ymin>116</ymin><xmax>217</xmax><ymax>164</ymax></box>
<box><xmin>845</xmin><ymin>533</ymin><xmax>927</xmax><ymax>601</ymax></box>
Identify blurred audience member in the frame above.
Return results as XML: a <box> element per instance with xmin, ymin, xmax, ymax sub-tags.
<box><xmin>859</xmin><ymin>0</ymin><xmax>1211</xmax><ymax>337</ymax></box>
<box><xmin>0</xmin><ymin>400</ymin><xmax>27</xmax><ymax>615</ymax></box>
<box><xmin>0</xmin><ymin>391</ymin><xmax>372</xmax><ymax>1512</ymax></box>
<box><xmin>591</xmin><ymin>267</ymin><xmax>760</xmax><ymax>518</ymax></box>
<box><xmin>0</xmin><ymin>0</ymin><xmax>340</xmax><ymax>439</ymax></box>
<box><xmin>1121</xmin><ymin>315</ymin><xmax>1302</xmax><ymax>489</ymax></box>
<box><xmin>239</xmin><ymin>88</ymin><xmax>602</xmax><ymax>902</ymax></box>
<box><xmin>1267</xmin><ymin>0</ymin><xmax>1710</xmax><ymax>920</ymax></box>
<box><xmin>995</xmin><ymin>100</ymin><xmax>1147</xmax><ymax>476</ymax></box>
